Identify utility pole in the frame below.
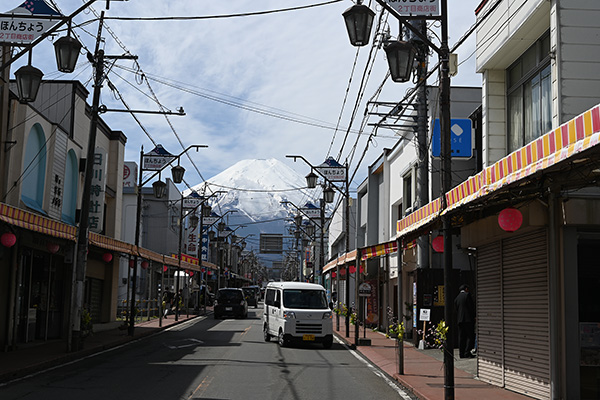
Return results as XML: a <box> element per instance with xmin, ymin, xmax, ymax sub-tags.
<box><xmin>71</xmin><ymin>12</ymin><xmax>105</xmax><ymax>351</ymax></box>
<box><xmin>414</xmin><ymin>20</ymin><xmax>430</xmax><ymax>272</ymax></box>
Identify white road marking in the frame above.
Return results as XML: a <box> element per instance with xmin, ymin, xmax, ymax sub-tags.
<box><xmin>333</xmin><ymin>336</ymin><xmax>414</xmax><ymax>400</ymax></box>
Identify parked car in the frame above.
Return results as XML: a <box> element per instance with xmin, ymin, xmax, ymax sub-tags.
<box><xmin>214</xmin><ymin>288</ymin><xmax>248</xmax><ymax>319</ymax></box>
<box><xmin>263</xmin><ymin>282</ymin><xmax>333</xmax><ymax>349</ymax></box>
<box><xmin>242</xmin><ymin>286</ymin><xmax>260</xmax><ymax>308</ymax></box>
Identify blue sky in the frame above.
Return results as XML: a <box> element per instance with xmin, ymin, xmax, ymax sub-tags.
<box><xmin>6</xmin><ymin>0</ymin><xmax>483</xmax><ymax>194</ymax></box>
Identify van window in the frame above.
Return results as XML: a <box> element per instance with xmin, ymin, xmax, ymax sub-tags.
<box><xmin>283</xmin><ymin>289</ymin><xmax>328</xmax><ymax>309</ymax></box>
<box><xmin>265</xmin><ymin>288</ymin><xmax>276</xmax><ymax>306</ymax></box>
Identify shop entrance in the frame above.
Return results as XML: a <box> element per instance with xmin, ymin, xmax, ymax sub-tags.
<box><xmin>577</xmin><ymin>239</ymin><xmax>600</xmax><ymax>398</ymax></box>
<box><xmin>17</xmin><ymin>250</ymin><xmax>64</xmax><ymax>343</ymax></box>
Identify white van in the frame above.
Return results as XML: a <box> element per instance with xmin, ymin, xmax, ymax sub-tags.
<box><xmin>263</xmin><ymin>281</ymin><xmax>333</xmax><ymax>348</ymax></box>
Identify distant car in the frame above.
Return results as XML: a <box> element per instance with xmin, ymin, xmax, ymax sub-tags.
<box><xmin>242</xmin><ymin>286</ymin><xmax>260</xmax><ymax>308</ymax></box>
<box><xmin>214</xmin><ymin>288</ymin><xmax>248</xmax><ymax>319</ymax></box>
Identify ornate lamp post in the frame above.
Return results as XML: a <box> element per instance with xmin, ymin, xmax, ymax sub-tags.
<box><xmin>130</xmin><ymin>144</ymin><xmax>207</xmax><ymax>335</ymax></box>
<box><xmin>343</xmin><ymin>0</ymin><xmax>454</xmax><ymax>395</ymax></box>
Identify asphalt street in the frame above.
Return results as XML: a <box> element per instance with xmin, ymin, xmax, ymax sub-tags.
<box><xmin>0</xmin><ymin>307</ymin><xmax>414</xmax><ymax>400</ymax></box>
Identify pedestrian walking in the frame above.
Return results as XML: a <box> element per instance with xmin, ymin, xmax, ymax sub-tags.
<box><xmin>174</xmin><ymin>289</ymin><xmax>183</xmax><ymax>318</ymax></box>
<box><xmin>454</xmin><ymin>284</ymin><xmax>476</xmax><ymax>358</ymax></box>
<box><xmin>162</xmin><ymin>288</ymin><xmax>173</xmax><ymax>319</ymax></box>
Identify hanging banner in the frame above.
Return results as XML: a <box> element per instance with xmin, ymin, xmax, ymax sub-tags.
<box><xmin>142</xmin><ymin>145</ymin><xmax>175</xmax><ymax>171</ymax></box>
<box><xmin>384</xmin><ymin>0</ymin><xmax>440</xmax><ymax>16</ymax></box>
<box><xmin>315</xmin><ymin>157</ymin><xmax>346</xmax><ymax>182</ymax></box>
<box><xmin>1</xmin><ymin>0</ymin><xmax>63</xmax><ymax>45</ymax></box>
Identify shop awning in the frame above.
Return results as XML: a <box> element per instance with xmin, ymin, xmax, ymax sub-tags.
<box><xmin>322</xmin><ymin>249</ymin><xmax>357</xmax><ymax>274</ymax></box>
<box><xmin>360</xmin><ymin>240</ymin><xmax>397</xmax><ymax>260</ymax></box>
<box><xmin>0</xmin><ymin>202</ymin><xmax>217</xmax><ymax>272</ymax></box>
<box><xmin>396</xmin><ymin>103</ymin><xmax>600</xmax><ymax>239</ymax></box>
<box><xmin>0</xmin><ymin>203</ymin><xmax>77</xmax><ymax>241</ymax></box>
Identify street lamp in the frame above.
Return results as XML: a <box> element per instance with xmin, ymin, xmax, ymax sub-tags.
<box><xmin>384</xmin><ymin>40</ymin><xmax>417</xmax><ymax>83</ymax></box>
<box><xmin>130</xmin><ymin>144</ymin><xmax>207</xmax><ymax>335</ymax></box>
<box><xmin>342</xmin><ymin>1</ymin><xmax>375</xmax><ymax>47</ymax></box>
<box><xmin>53</xmin><ymin>26</ymin><xmax>83</xmax><ymax>74</ymax></box>
<box><xmin>287</xmin><ymin>155</ymin><xmax>351</xmax><ymax>336</ymax></box>
<box><xmin>343</xmin><ymin>1</ymin><xmax>454</xmax><ymax>395</ymax></box>
<box><xmin>14</xmin><ymin>57</ymin><xmax>43</xmax><ymax>103</ymax></box>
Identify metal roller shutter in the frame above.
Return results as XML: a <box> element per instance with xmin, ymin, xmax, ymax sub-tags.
<box><xmin>477</xmin><ymin>241</ymin><xmax>504</xmax><ymax>387</ymax></box>
<box><xmin>476</xmin><ymin>229</ymin><xmax>550</xmax><ymax>400</ymax></box>
<box><xmin>502</xmin><ymin>230</ymin><xmax>550</xmax><ymax>399</ymax></box>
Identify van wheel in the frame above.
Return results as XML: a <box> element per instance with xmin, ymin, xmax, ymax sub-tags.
<box><xmin>323</xmin><ymin>337</ymin><xmax>333</xmax><ymax>349</ymax></box>
<box><xmin>278</xmin><ymin>330</ymin><xmax>288</xmax><ymax>347</ymax></box>
<box><xmin>263</xmin><ymin>325</ymin><xmax>271</xmax><ymax>342</ymax></box>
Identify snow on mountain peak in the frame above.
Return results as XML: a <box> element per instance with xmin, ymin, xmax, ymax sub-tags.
<box><xmin>189</xmin><ymin>158</ymin><xmax>317</xmax><ymax>223</ymax></box>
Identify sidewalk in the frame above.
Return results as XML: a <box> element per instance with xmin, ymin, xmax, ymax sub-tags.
<box><xmin>0</xmin><ymin>309</ymin><xmax>208</xmax><ymax>385</ymax></box>
<box><xmin>333</xmin><ymin>319</ymin><xmax>532</xmax><ymax>400</ymax></box>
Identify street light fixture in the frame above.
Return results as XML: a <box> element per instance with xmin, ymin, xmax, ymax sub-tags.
<box><xmin>323</xmin><ymin>186</ymin><xmax>335</xmax><ymax>204</ymax></box>
<box><xmin>342</xmin><ymin>1</ymin><xmax>375</xmax><ymax>47</ymax></box>
<box><xmin>384</xmin><ymin>40</ymin><xmax>417</xmax><ymax>83</ymax></box>
<box><xmin>152</xmin><ymin>179</ymin><xmax>167</xmax><ymax>199</ymax></box>
<box><xmin>171</xmin><ymin>164</ymin><xmax>185</xmax><ymax>184</ymax></box>
<box><xmin>306</xmin><ymin>171</ymin><xmax>318</xmax><ymax>189</ymax></box>
<box><xmin>54</xmin><ymin>32</ymin><xmax>83</xmax><ymax>73</ymax></box>
<box><xmin>14</xmin><ymin>52</ymin><xmax>44</xmax><ymax>104</ymax></box>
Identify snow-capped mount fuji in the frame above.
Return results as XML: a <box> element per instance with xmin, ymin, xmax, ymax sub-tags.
<box><xmin>188</xmin><ymin>159</ymin><xmax>320</xmax><ymax>237</ymax></box>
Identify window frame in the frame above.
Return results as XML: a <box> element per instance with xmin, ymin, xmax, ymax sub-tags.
<box><xmin>506</xmin><ymin>31</ymin><xmax>552</xmax><ymax>153</ymax></box>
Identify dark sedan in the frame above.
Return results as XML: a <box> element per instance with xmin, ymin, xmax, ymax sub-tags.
<box><xmin>214</xmin><ymin>288</ymin><xmax>248</xmax><ymax>319</ymax></box>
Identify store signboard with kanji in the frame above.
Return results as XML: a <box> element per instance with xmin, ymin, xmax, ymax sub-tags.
<box><xmin>384</xmin><ymin>0</ymin><xmax>440</xmax><ymax>16</ymax></box>
<box><xmin>1</xmin><ymin>0</ymin><xmax>63</xmax><ymax>45</ymax></box>
<box><xmin>89</xmin><ymin>147</ymin><xmax>107</xmax><ymax>233</ymax></box>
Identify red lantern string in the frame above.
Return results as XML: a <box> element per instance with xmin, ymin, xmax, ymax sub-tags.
<box><xmin>498</xmin><ymin>207</ymin><xmax>523</xmax><ymax>232</ymax></box>
<box><xmin>1</xmin><ymin>232</ymin><xmax>17</xmax><ymax>248</ymax></box>
<box><xmin>432</xmin><ymin>235</ymin><xmax>444</xmax><ymax>253</ymax></box>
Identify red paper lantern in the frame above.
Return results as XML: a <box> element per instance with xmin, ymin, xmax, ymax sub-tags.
<box><xmin>498</xmin><ymin>207</ymin><xmax>523</xmax><ymax>232</ymax></box>
<box><xmin>349</xmin><ymin>265</ymin><xmax>356</xmax><ymax>274</ymax></box>
<box><xmin>141</xmin><ymin>261</ymin><xmax>149</xmax><ymax>269</ymax></box>
<box><xmin>331</xmin><ymin>271</ymin><xmax>337</xmax><ymax>278</ymax></box>
<box><xmin>340</xmin><ymin>268</ymin><xmax>346</xmax><ymax>276</ymax></box>
<box><xmin>189</xmin><ymin>271</ymin><xmax>194</xmax><ymax>276</ymax></box>
<box><xmin>102</xmin><ymin>252</ymin><xmax>113</xmax><ymax>263</ymax></box>
<box><xmin>201</xmin><ymin>267</ymin><xmax>206</xmax><ymax>273</ymax></box>
<box><xmin>163</xmin><ymin>265</ymin><xmax>168</xmax><ymax>272</ymax></box>
<box><xmin>129</xmin><ymin>259</ymin><xmax>135</xmax><ymax>268</ymax></box>
<box><xmin>1</xmin><ymin>232</ymin><xmax>16</xmax><ymax>248</ymax></box>
<box><xmin>46</xmin><ymin>242</ymin><xmax>60</xmax><ymax>254</ymax></box>
<box><xmin>432</xmin><ymin>235</ymin><xmax>444</xmax><ymax>253</ymax></box>
<box><xmin>360</xmin><ymin>265</ymin><xmax>364</xmax><ymax>274</ymax></box>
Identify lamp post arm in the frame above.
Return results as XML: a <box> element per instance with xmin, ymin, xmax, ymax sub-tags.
<box><xmin>280</xmin><ymin>200</ymin><xmax>324</xmax><ymax>230</ymax></box>
<box><xmin>140</xmin><ymin>144</ymin><xmax>208</xmax><ymax>188</ymax></box>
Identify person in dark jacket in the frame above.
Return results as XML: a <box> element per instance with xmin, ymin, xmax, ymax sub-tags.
<box><xmin>454</xmin><ymin>284</ymin><xmax>476</xmax><ymax>358</ymax></box>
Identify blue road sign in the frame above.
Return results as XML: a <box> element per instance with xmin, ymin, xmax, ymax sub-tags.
<box><xmin>432</xmin><ymin>118</ymin><xmax>473</xmax><ymax>158</ymax></box>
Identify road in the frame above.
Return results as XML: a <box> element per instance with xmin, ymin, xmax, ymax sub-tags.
<box><xmin>0</xmin><ymin>307</ymin><xmax>414</xmax><ymax>400</ymax></box>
